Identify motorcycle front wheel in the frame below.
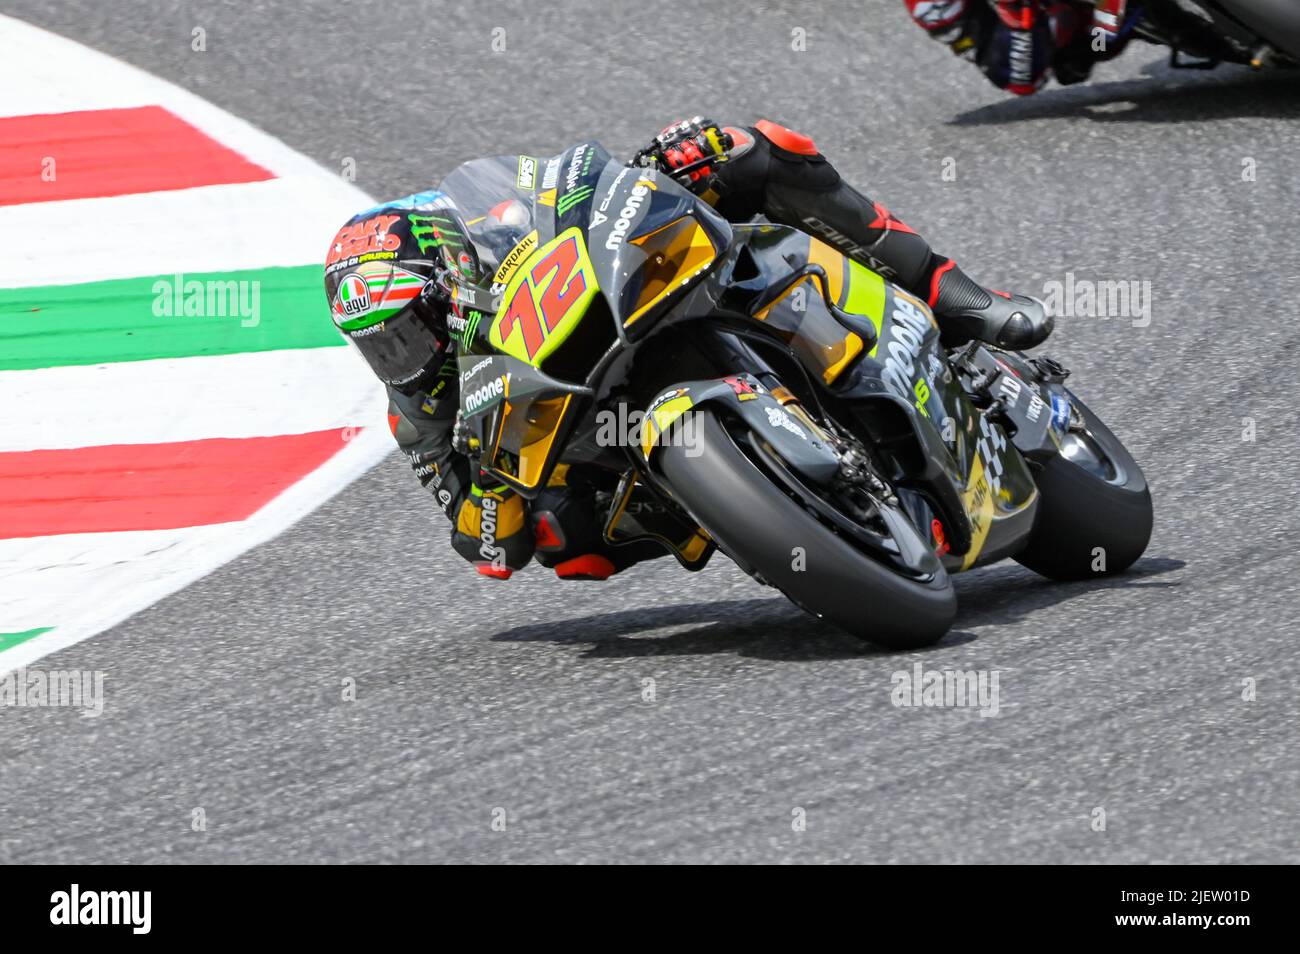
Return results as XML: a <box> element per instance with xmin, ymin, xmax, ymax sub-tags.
<box><xmin>655</xmin><ymin>410</ymin><xmax>956</xmax><ymax>649</ymax></box>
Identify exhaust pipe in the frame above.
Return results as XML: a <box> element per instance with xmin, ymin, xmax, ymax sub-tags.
<box><xmin>1212</xmin><ymin>0</ymin><xmax>1300</xmax><ymax>62</ymax></box>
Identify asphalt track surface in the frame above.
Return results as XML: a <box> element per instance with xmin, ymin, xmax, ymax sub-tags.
<box><xmin>3</xmin><ymin>0</ymin><xmax>1299</xmax><ymax>864</ymax></box>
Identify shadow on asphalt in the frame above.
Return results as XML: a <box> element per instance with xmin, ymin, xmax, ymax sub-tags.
<box><xmin>951</xmin><ymin>555</ymin><xmax>1184</xmax><ymax>627</ymax></box>
<box><xmin>488</xmin><ymin>556</ymin><xmax>1185</xmax><ymax>661</ymax></box>
<box><xmin>950</xmin><ymin>57</ymin><xmax>1300</xmax><ymax>126</ymax></box>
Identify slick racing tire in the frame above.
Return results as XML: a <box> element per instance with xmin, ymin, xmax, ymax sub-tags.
<box><xmin>1015</xmin><ymin>393</ymin><xmax>1153</xmax><ymax>581</ymax></box>
<box><xmin>656</xmin><ymin>411</ymin><xmax>956</xmax><ymax>649</ymax></box>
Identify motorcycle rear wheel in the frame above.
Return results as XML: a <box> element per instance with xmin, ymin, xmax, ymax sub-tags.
<box><xmin>1015</xmin><ymin>394</ymin><xmax>1153</xmax><ymax>581</ymax></box>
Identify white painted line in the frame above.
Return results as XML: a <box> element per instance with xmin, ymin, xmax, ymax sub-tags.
<box><xmin>0</xmin><ymin>423</ymin><xmax>393</xmax><ymax>673</ymax></box>
<box><xmin>0</xmin><ymin>14</ymin><xmax>395</xmax><ymax>673</ymax></box>
<box><xmin>0</xmin><ymin>347</ymin><xmax>383</xmax><ymax>451</ymax></box>
<box><xmin>0</xmin><ymin>525</ymin><xmax>232</xmax><ymax>634</ymax></box>
<box><xmin>0</xmin><ymin>177</ymin><xmax>362</xmax><ymax>288</ymax></box>
<box><xmin>0</xmin><ymin>15</ymin><xmax>359</xmax><ymax>185</ymax></box>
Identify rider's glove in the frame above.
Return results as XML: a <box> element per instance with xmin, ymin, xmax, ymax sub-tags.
<box><xmin>450</xmin><ymin>476</ymin><xmax>535</xmax><ymax>579</ymax></box>
<box><xmin>653</xmin><ymin>117</ymin><xmax>733</xmax><ymax>191</ymax></box>
<box><xmin>904</xmin><ymin>0</ymin><xmax>972</xmax><ymax>44</ymax></box>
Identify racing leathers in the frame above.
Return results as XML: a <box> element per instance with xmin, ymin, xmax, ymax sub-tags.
<box><xmin>904</xmin><ymin>1</ymin><xmax>1133</xmax><ymax>94</ymax></box>
<box><xmin>386</xmin><ymin>363</ymin><xmax>657</xmax><ymax>581</ymax></box>
<box><xmin>373</xmin><ymin>118</ymin><xmax>1054</xmax><ymax>580</ymax></box>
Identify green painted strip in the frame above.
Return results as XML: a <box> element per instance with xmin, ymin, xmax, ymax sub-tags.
<box><xmin>0</xmin><ymin>265</ymin><xmax>342</xmax><ymax>371</ymax></box>
<box><xmin>0</xmin><ymin>627</ymin><xmax>53</xmax><ymax>652</ymax></box>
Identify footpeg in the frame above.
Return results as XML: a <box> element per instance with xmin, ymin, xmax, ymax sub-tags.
<box><xmin>1028</xmin><ymin>355</ymin><xmax>1070</xmax><ymax>383</ymax></box>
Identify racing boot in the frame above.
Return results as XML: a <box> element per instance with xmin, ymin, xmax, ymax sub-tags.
<box><xmin>530</xmin><ymin>470</ymin><xmax>669</xmax><ymax>580</ymax></box>
<box><xmin>929</xmin><ymin>261</ymin><xmax>1054</xmax><ymax>349</ymax></box>
<box><xmin>703</xmin><ymin>119</ymin><xmax>1053</xmax><ymax>350</ymax></box>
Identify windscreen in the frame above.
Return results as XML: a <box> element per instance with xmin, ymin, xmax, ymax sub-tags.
<box><xmin>438</xmin><ymin>143</ymin><xmax>731</xmax><ymax>340</ymax></box>
<box><xmin>438</xmin><ymin>155</ymin><xmax>540</xmax><ymax>277</ymax></box>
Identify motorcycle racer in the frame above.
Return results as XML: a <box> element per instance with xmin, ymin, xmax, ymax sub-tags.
<box><xmin>904</xmin><ymin>1</ymin><xmax>1132</xmax><ymax>93</ymax></box>
<box><xmin>322</xmin><ymin>118</ymin><xmax>1054</xmax><ymax>581</ymax></box>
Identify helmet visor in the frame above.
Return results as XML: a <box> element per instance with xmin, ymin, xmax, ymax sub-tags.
<box><xmin>345</xmin><ymin>297</ymin><xmax>448</xmax><ymax>391</ymax></box>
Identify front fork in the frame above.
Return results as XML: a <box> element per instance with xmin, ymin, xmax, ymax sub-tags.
<box><xmin>705</xmin><ymin>328</ymin><xmax>854</xmax><ymax>444</ymax></box>
<box><xmin>701</xmin><ymin>328</ymin><xmax>900</xmax><ymax>517</ymax></box>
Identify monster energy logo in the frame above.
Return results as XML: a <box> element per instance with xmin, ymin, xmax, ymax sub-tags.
<box><xmin>556</xmin><ymin>186</ymin><xmax>594</xmax><ymax>216</ymax></box>
<box><xmin>459</xmin><ymin>309</ymin><xmax>483</xmax><ymax>348</ymax></box>
<box><xmin>408</xmin><ymin>212</ymin><xmax>460</xmax><ymax>254</ymax></box>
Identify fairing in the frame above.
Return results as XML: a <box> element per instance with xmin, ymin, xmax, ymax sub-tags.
<box><xmin>439</xmin><ymin>142</ymin><xmax>732</xmax><ymax>374</ymax></box>
<box><xmin>449</xmin><ymin>142</ymin><xmax>1039</xmax><ymax>573</ymax></box>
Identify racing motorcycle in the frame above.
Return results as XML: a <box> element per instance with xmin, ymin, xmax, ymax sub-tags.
<box><xmin>1104</xmin><ymin>0</ymin><xmax>1300</xmax><ymax>70</ymax></box>
<box><xmin>442</xmin><ymin>142</ymin><xmax>1152</xmax><ymax>649</ymax></box>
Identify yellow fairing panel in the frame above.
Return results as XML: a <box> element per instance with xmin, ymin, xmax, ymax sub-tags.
<box><xmin>624</xmin><ymin>216</ymin><xmax>719</xmax><ymax>327</ymax></box>
<box><xmin>487</xmin><ymin>390</ymin><xmax>574</xmax><ymax>491</ymax></box>
<box><xmin>754</xmin><ymin>269</ymin><xmax>864</xmax><ymax>385</ymax></box>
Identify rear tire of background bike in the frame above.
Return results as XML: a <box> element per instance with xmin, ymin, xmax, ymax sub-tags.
<box><xmin>656</xmin><ymin>411</ymin><xmax>956</xmax><ymax>649</ymax></box>
<box><xmin>1015</xmin><ymin>396</ymin><xmax>1152</xmax><ymax>581</ymax></box>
